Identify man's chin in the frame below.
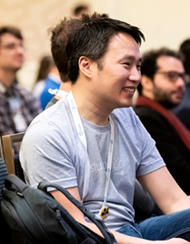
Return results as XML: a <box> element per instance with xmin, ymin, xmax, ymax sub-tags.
<box><xmin>13</xmin><ymin>66</ymin><xmax>22</xmax><ymax>72</ymax></box>
<box><xmin>118</xmin><ymin>100</ymin><xmax>131</xmax><ymax>107</ymax></box>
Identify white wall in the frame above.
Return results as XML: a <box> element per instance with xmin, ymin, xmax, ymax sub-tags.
<box><xmin>93</xmin><ymin>0</ymin><xmax>190</xmax><ymax>51</ymax></box>
<box><xmin>0</xmin><ymin>0</ymin><xmax>189</xmax><ymax>89</ymax></box>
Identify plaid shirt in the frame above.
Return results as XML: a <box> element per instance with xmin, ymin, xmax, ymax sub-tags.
<box><xmin>0</xmin><ymin>82</ymin><xmax>42</xmax><ymax>137</ymax></box>
<box><xmin>0</xmin><ymin>158</ymin><xmax>8</xmax><ymax>200</ymax></box>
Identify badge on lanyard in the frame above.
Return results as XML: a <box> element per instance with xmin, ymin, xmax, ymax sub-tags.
<box><xmin>99</xmin><ymin>206</ymin><xmax>109</xmax><ymax>220</ymax></box>
<box><xmin>68</xmin><ymin>91</ymin><xmax>114</xmax><ymax>216</ymax></box>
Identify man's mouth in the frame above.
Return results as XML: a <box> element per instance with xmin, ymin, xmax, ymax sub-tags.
<box><xmin>173</xmin><ymin>90</ymin><xmax>184</xmax><ymax>99</ymax></box>
<box><xmin>123</xmin><ymin>87</ymin><xmax>136</xmax><ymax>93</ymax></box>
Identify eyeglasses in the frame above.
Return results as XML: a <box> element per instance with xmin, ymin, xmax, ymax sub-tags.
<box><xmin>0</xmin><ymin>43</ymin><xmax>25</xmax><ymax>51</ymax></box>
<box><xmin>155</xmin><ymin>71</ymin><xmax>187</xmax><ymax>83</ymax></box>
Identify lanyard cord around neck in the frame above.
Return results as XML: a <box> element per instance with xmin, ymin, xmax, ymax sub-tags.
<box><xmin>67</xmin><ymin>91</ymin><xmax>114</xmax><ymax>207</ymax></box>
<box><xmin>103</xmin><ymin>117</ymin><xmax>114</xmax><ymax>207</ymax></box>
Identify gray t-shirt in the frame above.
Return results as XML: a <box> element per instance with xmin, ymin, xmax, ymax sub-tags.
<box><xmin>20</xmin><ymin>98</ymin><xmax>165</xmax><ymax>230</ymax></box>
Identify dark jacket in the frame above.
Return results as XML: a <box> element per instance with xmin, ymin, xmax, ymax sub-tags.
<box><xmin>134</xmin><ymin>105</ymin><xmax>190</xmax><ymax>195</ymax></box>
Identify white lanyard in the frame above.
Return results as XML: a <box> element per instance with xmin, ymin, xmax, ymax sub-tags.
<box><xmin>67</xmin><ymin>91</ymin><xmax>114</xmax><ymax>208</ymax></box>
<box><xmin>103</xmin><ymin>117</ymin><xmax>114</xmax><ymax>206</ymax></box>
<box><xmin>48</xmin><ymin>88</ymin><xmax>68</xmax><ymax>98</ymax></box>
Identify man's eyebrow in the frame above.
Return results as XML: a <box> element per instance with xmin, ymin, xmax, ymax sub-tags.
<box><xmin>122</xmin><ymin>55</ymin><xmax>142</xmax><ymax>62</ymax></box>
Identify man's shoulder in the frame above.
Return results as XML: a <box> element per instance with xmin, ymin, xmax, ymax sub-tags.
<box><xmin>134</xmin><ymin>105</ymin><xmax>175</xmax><ymax>134</ymax></box>
<box><xmin>134</xmin><ymin>106</ymin><xmax>163</xmax><ymax>120</ymax></box>
<box><xmin>15</xmin><ymin>84</ymin><xmax>36</xmax><ymax>99</ymax></box>
<box><xmin>134</xmin><ymin>105</ymin><xmax>157</xmax><ymax>114</ymax></box>
<box><xmin>15</xmin><ymin>84</ymin><xmax>42</xmax><ymax>114</ymax></box>
<box><xmin>112</xmin><ymin>107</ymin><xmax>142</xmax><ymax>127</ymax></box>
<box><xmin>112</xmin><ymin>107</ymin><xmax>151</xmax><ymax>142</ymax></box>
<box><xmin>45</xmin><ymin>97</ymin><xmax>59</xmax><ymax>110</ymax></box>
<box><xmin>113</xmin><ymin>107</ymin><xmax>136</xmax><ymax>120</ymax></box>
<box><xmin>22</xmin><ymin>99</ymin><xmax>75</xmax><ymax>153</ymax></box>
<box><xmin>29</xmin><ymin>98</ymin><xmax>70</xmax><ymax>128</ymax></box>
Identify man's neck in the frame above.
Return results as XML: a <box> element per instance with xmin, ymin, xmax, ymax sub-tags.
<box><xmin>71</xmin><ymin>86</ymin><xmax>111</xmax><ymax>126</ymax></box>
<box><xmin>0</xmin><ymin>69</ymin><xmax>16</xmax><ymax>87</ymax></box>
<box><xmin>60</xmin><ymin>81</ymin><xmax>72</xmax><ymax>93</ymax></box>
<box><xmin>142</xmin><ymin>90</ymin><xmax>154</xmax><ymax>100</ymax></box>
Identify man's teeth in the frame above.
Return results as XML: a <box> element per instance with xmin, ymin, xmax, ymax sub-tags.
<box><xmin>124</xmin><ymin>88</ymin><xmax>135</xmax><ymax>92</ymax></box>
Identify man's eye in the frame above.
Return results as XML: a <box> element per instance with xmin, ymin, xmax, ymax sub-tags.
<box><xmin>123</xmin><ymin>63</ymin><xmax>130</xmax><ymax>66</ymax></box>
<box><xmin>168</xmin><ymin>73</ymin><xmax>176</xmax><ymax>80</ymax></box>
<box><xmin>7</xmin><ymin>44</ymin><xmax>15</xmax><ymax>49</ymax></box>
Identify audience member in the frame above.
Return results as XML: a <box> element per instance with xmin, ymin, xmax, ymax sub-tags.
<box><xmin>172</xmin><ymin>39</ymin><xmax>190</xmax><ymax>129</ymax></box>
<box><xmin>39</xmin><ymin>60</ymin><xmax>61</xmax><ymax>110</ymax></box>
<box><xmin>46</xmin><ymin>15</ymin><xmax>156</xmax><ymax>221</ymax></box>
<box><xmin>33</xmin><ymin>55</ymin><xmax>53</xmax><ymax>98</ymax></box>
<box><xmin>0</xmin><ymin>26</ymin><xmax>41</xmax><ymax>138</ymax></box>
<box><xmin>20</xmin><ymin>15</ymin><xmax>190</xmax><ymax>243</ymax></box>
<box><xmin>33</xmin><ymin>55</ymin><xmax>61</xmax><ymax>110</ymax></box>
<box><xmin>73</xmin><ymin>4</ymin><xmax>90</xmax><ymax>18</ymax></box>
<box><xmin>134</xmin><ymin>48</ymin><xmax>190</xmax><ymax>195</ymax></box>
<box><xmin>45</xmin><ymin>17</ymin><xmax>83</xmax><ymax>109</ymax></box>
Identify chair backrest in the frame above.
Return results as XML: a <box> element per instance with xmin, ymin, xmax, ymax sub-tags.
<box><xmin>0</xmin><ymin>139</ymin><xmax>3</xmax><ymax>158</ymax></box>
<box><xmin>1</xmin><ymin>132</ymin><xmax>26</xmax><ymax>244</ymax></box>
<box><xmin>1</xmin><ymin>132</ymin><xmax>25</xmax><ymax>175</ymax></box>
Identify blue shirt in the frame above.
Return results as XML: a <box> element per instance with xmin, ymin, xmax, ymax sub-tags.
<box><xmin>40</xmin><ymin>74</ymin><xmax>61</xmax><ymax>110</ymax></box>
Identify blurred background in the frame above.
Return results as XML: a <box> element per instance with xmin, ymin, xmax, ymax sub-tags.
<box><xmin>1</xmin><ymin>0</ymin><xmax>189</xmax><ymax>89</ymax></box>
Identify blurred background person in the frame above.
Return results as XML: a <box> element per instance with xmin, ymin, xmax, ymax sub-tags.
<box><xmin>73</xmin><ymin>4</ymin><xmax>90</xmax><ymax>18</ymax></box>
<box><xmin>45</xmin><ymin>17</ymin><xmax>83</xmax><ymax>109</ymax></box>
<box><xmin>134</xmin><ymin>48</ymin><xmax>190</xmax><ymax>195</ymax></box>
<box><xmin>34</xmin><ymin>55</ymin><xmax>61</xmax><ymax>110</ymax></box>
<box><xmin>33</xmin><ymin>55</ymin><xmax>53</xmax><ymax>98</ymax></box>
<box><xmin>172</xmin><ymin>38</ymin><xmax>190</xmax><ymax>129</ymax></box>
<box><xmin>0</xmin><ymin>26</ymin><xmax>41</xmax><ymax>138</ymax></box>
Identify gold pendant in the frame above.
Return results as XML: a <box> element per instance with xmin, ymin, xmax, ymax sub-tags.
<box><xmin>99</xmin><ymin>206</ymin><xmax>109</xmax><ymax>220</ymax></box>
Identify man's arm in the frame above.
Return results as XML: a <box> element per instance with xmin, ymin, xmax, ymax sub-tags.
<box><xmin>51</xmin><ymin>183</ymin><xmax>189</xmax><ymax>244</ymax></box>
<box><xmin>138</xmin><ymin>166</ymin><xmax>190</xmax><ymax>215</ymax></box>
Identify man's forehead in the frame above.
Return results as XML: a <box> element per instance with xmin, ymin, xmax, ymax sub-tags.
<box><xmin>157</xmin><ymin>55</ymin><xmax>184</xmax><ymax>70</ymax></box>
<box><xmin>111</xmin><ymin>32</ymin><xmax>134</xmax><ymax>43</ymax></box>
<box><xmin>0</xmin><ymin>33</ymin><xmax>22</xmax><ymax>43</ymax></box>
<box><xmin>108</xmin><ymin>32</ymin><xmax>141</xmax><ymax>59</ymax></box>
<box><xmin>113</xmin><ymin>32</ymin><xmax>131</xmax><ymax>41</ymax></box>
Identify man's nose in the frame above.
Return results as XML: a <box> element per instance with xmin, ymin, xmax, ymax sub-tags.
<box><xmin>129</xmin><ymin>67</ymin><xmax>141</xmax><ymax>82</ymax></box>
<box><xmin>15</xmin><ymin>45</ymin><xmax>25</xmax><ymax>54</ymax></box>
<box><xmin>176</xmin><ymin>76</ymin><xmax>185</xmax><ymax>88</ymax></box>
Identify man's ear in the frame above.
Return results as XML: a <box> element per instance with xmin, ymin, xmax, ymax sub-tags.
<box><xmin>78</xmin><ymin>56</ymin><xmax>92</xmax><ymax>79</ymax></box>
<box><xmin>141</xmin><ymin>75</ymin><xmax>153</xmax><ymax>92</ymax></box>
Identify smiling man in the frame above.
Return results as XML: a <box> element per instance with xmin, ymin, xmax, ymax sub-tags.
<box><xmin>0</xmin><ymin>26</ymin><xmax>41</xmax><ymax>138</ymax></box>
<box><xmin>20</xmin><ymin>16</ymin><xmax>190</xmax><ymax>243</ymax></box>
<box><xmin>134</xmin><ymin>48</ymin><xmax>190</xmax><ymax>195</ymax></box>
